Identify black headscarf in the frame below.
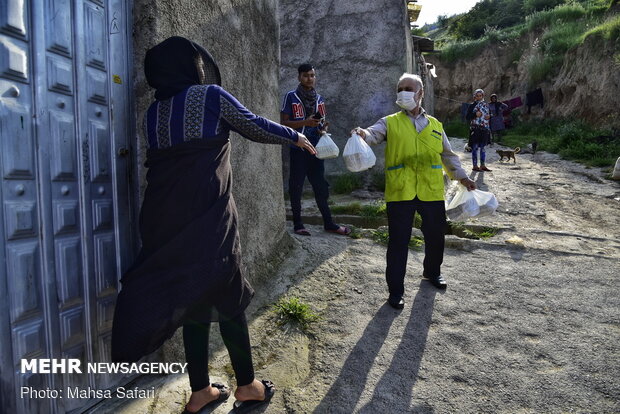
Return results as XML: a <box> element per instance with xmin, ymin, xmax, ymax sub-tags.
<box><xmin>144</xmin><ymin>36</ymin><xmax>222</xmax><ymax>100</ymax></box>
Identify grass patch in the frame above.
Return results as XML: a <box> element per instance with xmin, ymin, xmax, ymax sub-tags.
<box><xmin>408</xmin><ymin>236</ymin><xmax>424</xmax><ymax>251</ymax></box>
<box><xmin>477</xmin><ymin>227</ymin><xmax>500</xmax><ymax>239</ymax></box>
<box><xmin>348</xmin><ymin>225</ymin><xmax>364</xmax><ymax>239</ymax></box>
<box><xmin>330</xmin><ymin>202</ymin><xmax>363</xmax><ymax>215</ymax></box>
<box><xmin>361</xmin><ymin>200</ymin><xmax>387</xmax><ymax>218</ymax></box>
<box><xmin>502</xmin><ymin>119</ymin><xmax>619</xmax><ymax>167</ymax></box>
<box><xmin>330</xmin><ymin>173</ymin><xmax>363</xmax><ymax>194</ymax></box>
<box><xmin>582</xmin><ymin>14</ymin><xmax>620</xmax><ymax>42</ymax></box>
<box><xmin>371</xmin><ymin>228</ymin><xmax>424</xmax><ymax>251</ymax></box>
<box><xmin>272</xmin><ymin>297</ymin><xmax>319</xmax><ymax>331</ymax></box>
<box><xmin>330</xmin><ymin>200</ymin><xmax>387</xmax><ymax>218</ymax></box>
<box><xmin>449</xmin><ymin>222</ymin><xmax>500</xmax><ymax>240</ymax></box>
<box><xmin>525</xmin><ymin>3</ymin><xmax>588</xmax><ymax>31</ymax></box>
<box><xmin>371</xmin><ymin>228</ymin><xmax>390</xmax><ymax>245</ymax></box>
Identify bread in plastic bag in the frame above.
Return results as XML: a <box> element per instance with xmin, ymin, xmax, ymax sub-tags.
<box><xmin>315</xmin><ymin>133</ymin><xmax>339</xmax><ymax>160</ymax></box>
<box><xmin>446</xmin><ymin>185</ymin><xmax>498</xmax><ymax>221</ymax></box>
<box><xmin>343</xmin><ymin>133</ymin><xmax>376</xmax><ymax>172</ymax></box>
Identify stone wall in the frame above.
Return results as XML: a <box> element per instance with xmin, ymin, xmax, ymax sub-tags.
<box><xmin>279</xmin><ymin>0</ymin><xmax>413</xmax><ymax>174</ymax></box>
<box><xmin>132</xmin><ymin>0</ymin><xmax>289</xmax><ymax>281</ymax></box>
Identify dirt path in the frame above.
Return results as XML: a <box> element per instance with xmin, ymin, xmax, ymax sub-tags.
<box><xmin>104</xmin><ymin>139</ymin><xmax>619</xmax><ymax>414</ymax></box>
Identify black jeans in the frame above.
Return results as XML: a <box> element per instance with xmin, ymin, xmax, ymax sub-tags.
<box><xmin>288</xmin><ymin>148</ymin><xmax>336</xmax><ymax>230</ymax></box>
<box><xmin>183</xmin><ymin>308</ymin><xmax>254</xmax><ymax>391</ymax></box>
<box><xmin>385</xmin><ymin>198</ymin><xmax>446</xmax><ymax>298</ymax></box>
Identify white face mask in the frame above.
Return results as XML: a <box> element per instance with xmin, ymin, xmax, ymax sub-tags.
<box><xmin>396</xmin><ymin>90</ymin><xmax>421</xmax><ymax>111</ymax></box>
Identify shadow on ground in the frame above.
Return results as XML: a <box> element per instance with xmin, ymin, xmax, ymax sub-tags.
<box><xmin>314</xmin><ymin>282</ymin><xmax>438</xmax><ymax>414</ymax></box>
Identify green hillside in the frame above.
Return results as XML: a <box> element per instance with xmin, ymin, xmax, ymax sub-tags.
<box><xmin>423</xmin><ymin>0</ymin><xmax>618</xmax><ymax>80</ymax></box>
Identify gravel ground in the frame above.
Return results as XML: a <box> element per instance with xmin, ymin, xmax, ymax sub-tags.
<box><xmin>93</xmin><ymin>140</ymin><xmax>620</xmax><ymax>414</ymax></box>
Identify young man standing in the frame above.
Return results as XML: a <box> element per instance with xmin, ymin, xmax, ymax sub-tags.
<box><xmin>281</xmin><ymin>64</ymin><xmax>350</xmax><ymax>236</ymax></box>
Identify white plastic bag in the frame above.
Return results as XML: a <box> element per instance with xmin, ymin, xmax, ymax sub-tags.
<box><xmin>613</xmin><ymin>156</ymin><xmax>620</xmax><ymax>180</ymax></box>
<box><xmin>343</xmin><ymin>133</ymin><xmax>376</xmax><ymax>172</ymax></box>
<box><xmin>446</xmin><ymin>186</ymin><xmax>498</xmax><ymax>221</ymax></box>
<box><xmin>315</xmin><ymin>133</ymin><xmax>339</xmax><ymax>160</ymax></box>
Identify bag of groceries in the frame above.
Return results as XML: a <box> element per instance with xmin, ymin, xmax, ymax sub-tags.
<box><xmin>343</xmin><ymin>133</ymin><xmax>376</xmax><ymax>172</ymax></box>
<box><xmin>315</xmin><ymin>133</ymin><xmax>339</xmax><ymax>160</ymax></box>
<box><xmin>446</xmin><ymin>185</ymin><xmax>498</xmax><ymax>221</ymax></box>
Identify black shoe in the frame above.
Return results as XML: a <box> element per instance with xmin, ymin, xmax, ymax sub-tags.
<box><xmin>388</xmin><ymin>296</ymin><xmax>405</xmax><ymax>309</ymax></box>
<box><xmin>423</xmin><ymin>273</ymin><xmax>447</xmax><ymax>289</ymax></box>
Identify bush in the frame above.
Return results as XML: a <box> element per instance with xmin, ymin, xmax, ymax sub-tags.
<box><xmin>330</xmin><ymin>173</ymin><xmax>362</xmax><ymax>194</ymax></box>
<box><xmin>527</xmin><ymin>54</ymin><xmax>561</xmax><ymax>85</ymax></box>
<box><xmin>443</xmin><ymin>119</ymin><xmax>470</xmax><ymax>138</ymax></box>
<box><xmin>370</xmin><ymin>171</ymin><xmax>386</xmax><ymax>192</ymax></box>
<box><xmin>525</xmin><ymin>3</ymin><xmax>587</xmax><ymax>31</ymax></box>
<box><xmin>524</xmin><ymin>0</ymin><xmax>564</xmax><ymax>14</ymax></box>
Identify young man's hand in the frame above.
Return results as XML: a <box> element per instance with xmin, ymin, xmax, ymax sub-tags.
<box><xmin>305</xmin><ymin>117</ymin><xmax>322</xmax><ymax>127</ymax></box>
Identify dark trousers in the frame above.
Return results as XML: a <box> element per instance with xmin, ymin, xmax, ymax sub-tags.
<box><xmin>386</xmin><ymin>198</ymin><xmax>446</xmax><ymax>298</ymax></box>
<box><xmin>289</xmin><ymin>148</ymin><xmax>336</xmax><ymax>230</ymax></box>
<box><xmin>183</xmin><ymin>308</ymin><xmax>254</xmax><ymax>391</ymax></box>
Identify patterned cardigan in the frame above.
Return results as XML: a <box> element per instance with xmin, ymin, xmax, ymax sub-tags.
<box><xmin>144</xmin><ymin>84</ymin><xmax>299</xmax><ymax>149</ymax></box>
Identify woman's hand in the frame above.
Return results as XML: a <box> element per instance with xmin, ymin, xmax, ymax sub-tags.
<box><xmin>295</xmin><ymin>134</ymin><xmax>317</xmax><ymax>154</ymax></box>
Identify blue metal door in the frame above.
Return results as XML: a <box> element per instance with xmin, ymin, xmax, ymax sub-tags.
<box><xmin>0</xmin><ymin>0</ymin><xmax>134</xmax><ymax>412</ymax></box>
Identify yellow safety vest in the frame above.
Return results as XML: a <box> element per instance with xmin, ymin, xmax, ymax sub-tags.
<box><xmin>384</xmin><ymin>112</ymin><xmax>445</xmax><ymax>202</ymax></box>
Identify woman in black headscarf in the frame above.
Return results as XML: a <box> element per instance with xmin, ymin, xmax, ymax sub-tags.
<box><xmin>489</xmin><ymin>94</ymin><xmax>509</xmax><ymax>144</ymax></box>
<box><xmin>111</xmin><ymin>36</ymin><xmax>315</xmax><ymax>413</ymax></box>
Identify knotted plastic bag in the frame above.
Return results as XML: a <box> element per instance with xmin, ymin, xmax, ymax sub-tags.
<box><xmin>446</xmin><ymin>185</ymin><xmax>498</xmax><ymax>221</ymax></box>
<box><xmin>613</xmin><ymin>156</ymin><xmax>620</xmax><ymax>180</ymax></box>
<box><xmin>315</xmin><ymin>133</ymin><xmax>339</xmax><ymax>160</ymax></box>
<box><xmin>343</xmin><ymin>133</ymin><xmax>376</xmax><ymax>172</ymax></box>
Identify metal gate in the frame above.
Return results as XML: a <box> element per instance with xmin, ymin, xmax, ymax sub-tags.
<box><xmin>0</xmin><ymin>0</ymin><xmax>134</xmax><ymax>412</ymax></box>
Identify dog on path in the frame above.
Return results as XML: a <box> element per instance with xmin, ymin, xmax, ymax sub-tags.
<box><xmin>496</xmin><ymin>147</ymin><xmax>520</xmax><ymax>163</ymax></box>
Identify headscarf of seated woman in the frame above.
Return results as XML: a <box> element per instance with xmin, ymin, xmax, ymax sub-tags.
<box><xmin>144</xmin><ymin>36</ymin><xmax>221</xmax><ymax>100</ymax></box>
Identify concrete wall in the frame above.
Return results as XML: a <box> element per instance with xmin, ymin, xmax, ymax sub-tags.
<box><xmin>132</xmin><ymin>0</ymin><xmax>289</xmax><ymax>280</ymax></box>
<box><xmin>279</xmin><ymin>0</ymin><xmax>413</xmax><ymax>175</ymax></box>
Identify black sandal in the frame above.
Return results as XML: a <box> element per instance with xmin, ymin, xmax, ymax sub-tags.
<box><xmin>182</xmin><ymin>383</ymin><xmax>230</xmax><ymax>414</ymax></box>
<box><xmin>232</xmin><ymin>380</ymin><xmax>275</xmax><ymax>413</ymax></box>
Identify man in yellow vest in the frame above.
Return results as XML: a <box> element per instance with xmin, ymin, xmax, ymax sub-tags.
<box><xmin>352</xmin><ymin>73</ymin><xmax>476</xmax><ymax>309</ymax></box>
